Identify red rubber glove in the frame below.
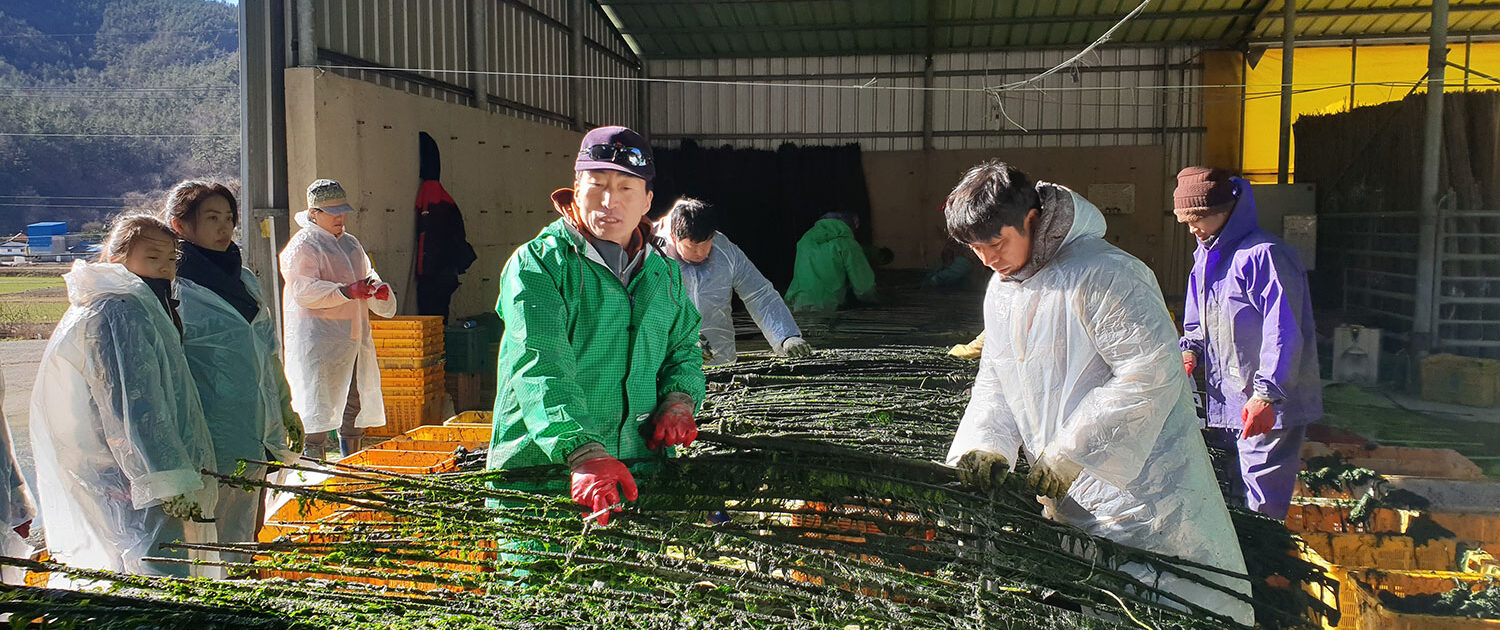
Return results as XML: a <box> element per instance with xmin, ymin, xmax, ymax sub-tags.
<box><xmin>1182</xmin><ymin>351</ymin><xmax>1196</xmax><ymax>376</ymax></box>
<box><xmin>644</xmin><ymin>394</ymin><xmax>697</xmax><ymax>450</ymax></box>
<box><xmin>372</xmin><ymin>283</ymin><xmax>391</xmax><ymax>301</ymax></box>
<box><xmin>343</xmin><ymin>280</ymin><xmax>376</xmax><ymax>299</ymax></box>
<box><xmin>1241</xmin><ymin>398</ymin><xmax>1276</xmax><ymax>439</ymax></box>
<box><xmin>570</xmin><ymin>456</ymin><xmax>638</xmax><ymax>526</ymax></box>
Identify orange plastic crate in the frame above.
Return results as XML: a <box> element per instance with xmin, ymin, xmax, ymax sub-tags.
<box><xmin>370</xmin><ymin>315</ymin><xmax>445</xmax><ymax>333</ymax></box>
<box><xmin>377</xmin><ymin>354</ymin><xmax>444</xmax><ymax>370</ymax></box>
<box><xmin>1348</xmin><ymin>569</ymin><xmax>1500</xmax><ymax>629</ymax></box>
<box><xmin>371</xmin><ymin>395</ymin><xmax>445</xmax><ymax>437</ymax></box>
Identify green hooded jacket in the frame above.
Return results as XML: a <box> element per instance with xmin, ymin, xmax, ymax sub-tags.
<box><xmin>784</xmin><ymin>218</ymin><xmax>877</xmax><ymax>312</ymax></box>
<box><xmin>487</xmin><ymin>215</ymin><xmax>705</xmax><ymax>472</ymax></box>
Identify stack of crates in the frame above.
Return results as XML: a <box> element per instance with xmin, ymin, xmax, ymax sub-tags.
<box><xmin>371</xmin><ymin>316</ymin><xmax>445</xmax><ymax>437</ymax></box>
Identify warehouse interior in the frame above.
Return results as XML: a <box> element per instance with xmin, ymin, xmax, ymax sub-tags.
<box><xmin>12</xmin><ymin>1</ymin><xmax>1500</xmax><ymax>628</ymax></box>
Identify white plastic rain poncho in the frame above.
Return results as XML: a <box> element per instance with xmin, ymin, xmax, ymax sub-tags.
<box><xmin>946</xmin><ymin>184</ymin><xmax>1252</xmax><ymax>624</ymax></box>
<box><xmin>30</xmin><ymin>260</ymin><xmax>217</xmax><ymax>578</ymax></box>
<box><xmin>279</xmin><ymin>211</ymin><xmax>395</xmax><ymax>435</ymax></box>
<box><xmin>178</xmin><ymin>268</ymin><xmax>298</xmax><ymax>550</ymax></box>
<box><xmin>0</xmin><ymin>371</ymin><xmax>36</xmax><ymax>584</ymax></box>
<box><xmin>655</xmin><ymin>224</ymin><xmax>801</xmax><ymax>366</ymax></box>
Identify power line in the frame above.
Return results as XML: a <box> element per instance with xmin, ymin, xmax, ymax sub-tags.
<box><xmin>0</xmin><ymin>29</ymin><xmax>236</xmax><ymax>40</ymax></box>
<box><xmin>0</xmin><ymin>195</ymin><xmax>137</xmax><ymax>200</ymax></box>
<box><xmin>0</xmin><ymin>86</ymin><xmax>236</xmax><ymax>93</ymax></box>
<box><xmin>0</xmin><ymin>203</ymin><xmax>130</xmax><ymax>209</ymax></box>
<box><xmin>0</xmin><ymin>132</ymin><xmax>237</xmax><ymax>138</ymax></box>
<box><xmin>0</xmin><ymin>94</ymin><xmax>239</xmax><ymax>101</ymax></box>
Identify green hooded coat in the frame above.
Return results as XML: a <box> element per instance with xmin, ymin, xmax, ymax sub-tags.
<box><xmin>487</xmin><ymin>211</ymin><xmax>704</xmax><ymax>473</ymax></box>
<box><xmin>784</xmin><ymin>218</ymin><xmax>877</xmax><ymax>312</ymax></box>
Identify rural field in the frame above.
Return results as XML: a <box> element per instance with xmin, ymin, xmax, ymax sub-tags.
<box><xmin>0</xmin><ymin>267</ymin><xmax>69</xmax><ymax>340</ymax></box>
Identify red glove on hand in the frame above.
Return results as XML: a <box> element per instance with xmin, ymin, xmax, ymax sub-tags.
<box><xmin>1182</xmin><ymin>351</ymin><xmax>1197</xmax><ymax>376</ymax></box>
<box><xmin>644</xmin><ymin>395</ymin><xmax>697</xmax><ymax>451</ymax></box>
<box><xmin>1241</xmin><ymin>398</ymin><xmax>1276</xmax><ymax>439</ymax></box>
<box><xmin>372</xmin><ymin>283</ymin><xmax>391</xmax><ymax>301</ymax></box>
<box><xmin>570</xmin><ymin>456</ymin><xmax>638</xmax><ymax>526</ymax></box>
<box><xmin>343</xmin><ymin>280</ymin><xmax>376</xmax><ymax>299</ymax></box>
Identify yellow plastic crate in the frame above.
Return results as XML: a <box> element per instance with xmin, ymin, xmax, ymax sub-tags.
<box><xmin>370</xmin><ymin>315</ymin><xmax>445</xmax><ymax>333</ymax></box>
<box><xmin>404</xmin><ymin>424</ymin><xmax>493</xmax><ymax>443</ymax></box>
<box><xmin>374</xmin><ymin>336</ymin><xmax>445</xmax><ymax>351</ymax></box>
<box><xmin>377</xmin><ymin>354</ymin><xmax>444</xmax><ymax>370</ymax></box>
<box><xmin>336</xmin><ymin>449</ymin><xmax>458</xmax><ymax>475</ymax></box>
<box><xmin>370</xmin><ymin>395</ymin><xmax>445</xmax><ymax>437</ymax></box>
<box><xmin>1422</xmin><ymin>354</ymin><xmax>1500</xmax><ymax>408</ymax></box>
<box><xmin>379</xmin><ymin>365</ymin><xmax>445</xmax><ymax>386</ymax></box>
<box><xmin>1299</xmin><ymin>534</ymin><xmax>1469</xmax><ymax>629</ymax></box>
<box><xmin>1348</xmin><ymin>569</ymin><xmax>1500</xmax><ymax>629</ymax></box>
<box><xmin>1302</xmin><ymin>442</ymin><xmax>1486</xmax><ymax>482</ymax></box>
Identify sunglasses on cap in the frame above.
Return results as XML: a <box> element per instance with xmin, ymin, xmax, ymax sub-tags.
<box><xmin>580</xmin><ymin>143</ymin><xmax>652</xmax><ymax>167</ymax></box>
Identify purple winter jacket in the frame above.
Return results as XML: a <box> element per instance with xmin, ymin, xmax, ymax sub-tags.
<box><xmin>1180</xmin><ymin>178</ymin><xmax>1322</xmax><ymax>430</ymax></box>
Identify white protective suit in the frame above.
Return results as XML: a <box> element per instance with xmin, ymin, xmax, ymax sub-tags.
<box><xmin>178</xmin><ymin>268</ymin><xmax>298</xmax><ymax>552</ymax></box>
<box><xmin>946</xmin><ymin>184</ymin><xmax>1253</xmax><ymax>625</ymax></box>
<box><xmin>655</xmin><ymin>223</ymin><xmax>801</xmax><ymax>366</ymax></box>
<box><xmin>279</xmin><ymin>211</ymin><xmax>395</xmax><ymax>435</ymax></box>
<box><xmin>0</xmin><ymin>371</ymin><xmax>36</xmax><ymax>584</ymax></box>
<box><xmin>30</xmin><ymin>261</ymin><xmax>217</xmax><ymax>578</ymax></box>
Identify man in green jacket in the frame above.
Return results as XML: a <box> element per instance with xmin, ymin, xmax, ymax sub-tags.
<box><xmin>487</xmin><ymin>126</ymin><xmax>705</xmax><ymax>526</ymax></box>
<box><xmin>784</xmin><ymin>212</ymin><xmax>879</xmax><ymax>312</ymax></box>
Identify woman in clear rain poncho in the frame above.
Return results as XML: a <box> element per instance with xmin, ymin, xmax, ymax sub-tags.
<box><xmin>942</xmin><ymin>161</ymin><xmax>1253</xmax><ymax>625</ymax></box>
<box><xmin>164</xmin><ymin>181</ymin><xmax>301</xmax><ymax>558</ymax></box>
<box><xmin>30</xmin><ymin>215</ymin><xmax>218</xmax><ymax>580</ymax></box>
<box><xmin>280</xmin><ymin>179</ymin><xmax>396</xmax><ymax>458</ymax></box>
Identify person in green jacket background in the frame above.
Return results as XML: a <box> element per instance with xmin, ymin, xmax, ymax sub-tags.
<box><xmin>784</xmin><ymin>212</ymin><xmax>879</xmax><ymax>312</ymax></box>
<box><xmin>487</xmin><ymin>125</ymin><xmax>705</xmax><ymax>526</ymax></box>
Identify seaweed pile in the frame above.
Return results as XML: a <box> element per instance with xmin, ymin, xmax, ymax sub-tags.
<box><xmin>1298</xmin><ymin>453</ymin><xmax>1382</xmax><ymax>496</ymax></box>
<box><xmin>0</xmin><ymin>431</ymin><xmax>1321</xmax><ymax>630</ymax></box>
<box><xmin>701</xmin><ymin>347</ymin><xmax>974</xmax><ymax>461</ymax></box>
<box><xmin>0</xmin><ymin>343</ymin><xmax>1334</xmax><ymax>629</ymax></box>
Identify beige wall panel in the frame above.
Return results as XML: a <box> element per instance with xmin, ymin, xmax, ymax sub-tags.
<box><xmin>284</xmin><ymin>67</ymin><xmax>583</xmax><ymax>320</ymax></box>
<box><xmin>865</xmin><ymin>146</ymin><xmax>1186</xmax><ymax>295</ymax></box>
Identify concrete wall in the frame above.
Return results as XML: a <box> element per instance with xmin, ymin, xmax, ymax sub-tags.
<box><xmin>284</xmin><ymin>67</ymin><xmax>583</xmax><ymax>319</ymax></box>
<box><xmin>863</xmin><ymin>146</ymin><xmax>1196</xmax><ymax>297</ymax></box>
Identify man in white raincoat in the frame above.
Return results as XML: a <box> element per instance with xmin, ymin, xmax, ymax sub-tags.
<box><xmin>31</xmin><ymin>217</ymin><xmax>218</xmax><ymax>580</ymax></box>
<box><xmin>654</xmin><ymin>197</ymin><xmax>810</xmax><ymax>365</ymax></box>
<box><xmin>280</xmin><ymin>179</ymin><xmax>397</xmax><ymax>458</ymax></box>
<box><xmin>942</xmin><ymin>161</ymin><xmax>1253</xmax><ymax>625</ymax></box>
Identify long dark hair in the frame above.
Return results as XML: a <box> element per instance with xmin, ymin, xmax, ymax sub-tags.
<box><xmin>160</xmin><ymin>180</ymin><xmax>239</xmax><ymax>229</ymax></box>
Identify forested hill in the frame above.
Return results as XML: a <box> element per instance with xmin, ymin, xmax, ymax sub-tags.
<box><xmin>0</xmin><ymin>0</ymin><xmax>239</xmax><ymax>235</ymax></box>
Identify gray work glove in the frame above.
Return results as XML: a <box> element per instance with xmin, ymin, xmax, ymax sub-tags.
<box><xmin>1027</xmin><ymin>452</ymin><xmax>1083</xmax><ymax>500</ymax></box>
<box><xmin>955</xmin><ymin>449</ymin><xmax>1010</xmax><ymax>493</ymax></box>
<box><xmin>780</xmin><ymin>336</ymin><xmax>813</xmax><ymax>358</ymax></box>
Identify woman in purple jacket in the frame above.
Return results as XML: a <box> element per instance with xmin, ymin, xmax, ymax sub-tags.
<box><xmin>1175</xmin><ymin>167</ymin><xmax>1321</xmax><ymax>520</ymax></box>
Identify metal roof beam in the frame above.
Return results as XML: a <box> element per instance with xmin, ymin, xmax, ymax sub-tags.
<box><xmin>1249</xmin><ymin>31</ymin><xmax>1500</xmax><ymax>46</ymax></box>
<box><xmin>1295</xmin><ymin>5</ymin><xmax>1500</xmax><ymax>19</ymax></box>
<box><xmin>616</xmin><ymin>10</ymin><xmax>1257</xmax><ymax>36</ymax></box>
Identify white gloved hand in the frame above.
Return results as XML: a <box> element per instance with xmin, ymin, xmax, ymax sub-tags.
<box><xmin>780</xmin><ymin>336</ymin><xmax>813</xmax><ymax>358</ymax></box>
<box><xmin>161</xmin><ymin>494</ymin><xmax>203</xmax><ymax>521</ymax></box>
<box><xmin>1026</xmin><ymin>452</ymin><xmax>1083</xmax><ymax>500</ymax></box>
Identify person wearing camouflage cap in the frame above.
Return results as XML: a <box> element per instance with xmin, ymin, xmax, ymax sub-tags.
<box><xmin>279</xmin><ymin>178</ymin><xmax>397</xmax><ymax>459</ymax></box>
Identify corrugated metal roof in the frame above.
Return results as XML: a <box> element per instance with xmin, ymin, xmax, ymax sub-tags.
<box><xmin>597</xmin><ymin>0</ymin><xmax>1500</xmax><ymax>59</ymax></box>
